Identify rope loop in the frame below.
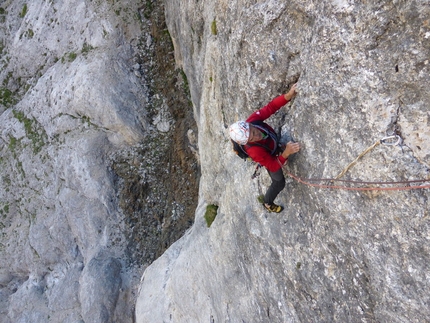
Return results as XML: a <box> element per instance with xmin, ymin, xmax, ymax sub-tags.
<box><xmin>286</xmin><ymin>135</ymin><xmax>429</xmax><ymax>191</ymax></box>
<box><xmin>286</xmin><ymin>171</ymin><xmax>430</xmax><ymax>191</ymax></box>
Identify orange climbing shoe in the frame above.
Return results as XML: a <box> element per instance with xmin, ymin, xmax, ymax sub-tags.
<box><xmin>264</xmin><ymin>203</ymin><xmax>284</xmax><ymax>213</ymax></box>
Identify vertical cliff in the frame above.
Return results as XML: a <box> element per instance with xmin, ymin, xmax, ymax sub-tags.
<box><xmin>136</xmin><ymin>1</ymin><xmax>430</xmax><ymax>322</ymax></box>
<box><xmin>0</xmin><ymin>1</ymin><xmax>198</xmax><ymax>322</ymax></box>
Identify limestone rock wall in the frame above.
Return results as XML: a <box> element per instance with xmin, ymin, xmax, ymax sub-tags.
<box><xmin>136</xmin><ymin>1</ymin><xmax>430</xmax><ymax>322</ymax></box>
<box><xmin>0</xmin><ymin>1</ymin><xmax>142</xmax><ymax>322</ymax></box>
<box><xmin>0</xmin><ymin>1</ymin><xmax>190</xmax><ymax>322</ymax></box>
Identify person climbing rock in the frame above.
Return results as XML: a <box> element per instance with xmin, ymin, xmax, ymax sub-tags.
<box><xmin>229</xmin><ymin>83</ymin><xmax>300</xmax><ymax>213</ymax></box>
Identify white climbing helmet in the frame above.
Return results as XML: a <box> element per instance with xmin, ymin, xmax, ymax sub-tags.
<box><xmin>229</xmin><ymin>121</ymin><xmax>250</xmax><ymax>145</ymax></box>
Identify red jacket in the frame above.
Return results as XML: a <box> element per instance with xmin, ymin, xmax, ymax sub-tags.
<box><xmin>245</xmin><ymin>95</ymin><xmax>289</xmax><ymax>172</ymax></box>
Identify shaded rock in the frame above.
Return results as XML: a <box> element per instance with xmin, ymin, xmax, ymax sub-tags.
<box><xmin>79</xmin><ymin>255</ymin><xmax>122</xmax><ymax>323</ymax></box>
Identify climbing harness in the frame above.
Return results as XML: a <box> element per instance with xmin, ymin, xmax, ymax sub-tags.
<box><xmin>286</xmin><ymin>135</ymin><xmax>430</xmax><ymax>191</ymax></box>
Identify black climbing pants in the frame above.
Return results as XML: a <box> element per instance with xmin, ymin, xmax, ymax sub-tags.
<box><xmin>264</xmin><ymin>168</ymin><xmax>286</xmax><ymax>205</ymax></box>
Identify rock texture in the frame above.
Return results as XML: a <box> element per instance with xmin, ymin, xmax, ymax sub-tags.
<box><xmin>136</xmin><ymin>1</ymin><xmax>430</xmax><ymax>322</ymax></box>
<box><xmin>0</xmin><ymin>1</ymin><xmax>198</xmax><ymax>322</ymax></box>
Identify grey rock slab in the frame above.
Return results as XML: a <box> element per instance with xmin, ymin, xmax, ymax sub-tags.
<box><xmin>136</xmin><ymin>0</ymin><xmax>430</xmax><ymax>322</ymax></box>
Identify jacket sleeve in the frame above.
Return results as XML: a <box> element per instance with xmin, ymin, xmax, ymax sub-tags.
<box><xmin>246</xmin><ymin>146</ymin><xmax>288</xmax><ymax>173</ymax></box>
<box><xmin>246</xmin><ymin>95</ymin><xmax>289</xmax><ymax>123</ymax></box>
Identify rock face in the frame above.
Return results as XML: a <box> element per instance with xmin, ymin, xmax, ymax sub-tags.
<box><xmin>136</xmin><ymin>1</ymin><xmax>430</xmax><ymax>323</ymax></box>
<box><xmin>0</xmin><ymin>1</ymin><xmax>198</xmax><ymax>322</ymax></box>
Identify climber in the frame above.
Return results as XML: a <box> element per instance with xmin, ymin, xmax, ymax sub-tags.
<box><xmin>229</xmin><ymin>83</ymin><xmax>300</xmax><ymax>213</ymax></box>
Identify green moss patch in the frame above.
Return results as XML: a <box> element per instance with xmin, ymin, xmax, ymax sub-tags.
<box><xmin>61</xmin><ymin>52</ymin><xmax>77</xmax><ymax>63</ymax></box>
<box><xmin>81</xmin><ymin>42</ymin><xmax>95</xmax><ymax>56</ymax></box>
<box><xmin>211</xmin><ymin>20</ymin><xmax>217</xmax><ymax>35</ymax></box>
<box><xmin>19</xmin><ymin>4</ymin><xmax>28</xmax><ymax>18</ymax></box>
<box><xmin>12</xmin><ymin>110</ymin><xmax>47</xmax><ymax>155</ymax></box>
<box><xmin>257</xmin><ymin>195</ymin><xmax>264</xmax><ymax>204</ymax></box>
<box><xmin>0</xmin><ymin>88</ymin><xmax>15</xmax><ymax>107</ymax></box>
<box><xmin>204</xmin><ymin>204</ymin><xmax>218</xmax><ymax>227</ymax></box>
